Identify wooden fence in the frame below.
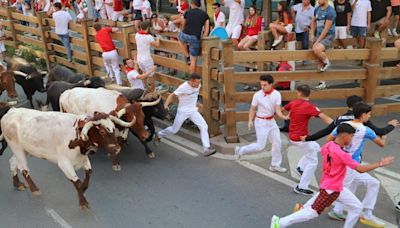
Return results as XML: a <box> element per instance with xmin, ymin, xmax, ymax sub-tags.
<box><xmin>1</xmin><ymin>7</ymin><xmax>400</xmax><ymax>143</ymax></box>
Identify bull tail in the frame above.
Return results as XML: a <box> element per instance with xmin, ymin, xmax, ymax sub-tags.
<box><xmin>0</xmin><ymin>133</ymin><xmax>7</xmax><ymax>156</ymax></box>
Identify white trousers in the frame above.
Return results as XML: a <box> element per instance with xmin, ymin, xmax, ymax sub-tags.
<box><xmin>226</xmin><ymin>23</ymin><xmax>242</xmax><ymax>39</ymax></box>
<box><xmin>102</xmin><ymin>49</ymin><xmax>121</xmax><ymax>85</ymax></box>
<box><xmin>238</xmin><ymin>118</ymin><xmax>282</xmax><ymax>167</ymax></box>
<box><xmin>280</xmin><ymin>188</ymin><xmax>362</xmax><ymax>228</ymax></box>
<box><xmin>290</xmin><ymin>140</ymin><xmax>320</xmax><ymax>189</ymax></box>
<box><xmin>158</xmin><ymin>111</ymin><xmax>210</xmax><ymax>149</ymax></box>
<box><xmin>105</xmin><ymin>5</ymin><xmax>113</xmax><ymax>20</ymax></box>
<box><xmin>333</xmin><ymin>168</ymin><xmax>380</xmax><ymax>213</ymax></box>
<box><xmin>138</xmin><ymin>58</ymin><xmax>155</xmax><ymax>77</ymax></box>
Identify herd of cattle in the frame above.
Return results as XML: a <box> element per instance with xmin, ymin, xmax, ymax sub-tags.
<box><xmin>0</xmin><ymin>57</ymin><xmax>169</xmax><ymax>209</ymax></box>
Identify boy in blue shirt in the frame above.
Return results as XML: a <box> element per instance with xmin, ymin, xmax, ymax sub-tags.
<box><xmin>327</xmin><ymin>102</ymin><xmax>386</xmax><ymax>227</ymax></box>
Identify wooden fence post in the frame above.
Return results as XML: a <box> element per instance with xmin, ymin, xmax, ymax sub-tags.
<box><xmin>221</xmin><ymin>40</ymin><xmax>239</xmax><ymax>143</ymax></box>
<box><xmin>256</xmin><ymin>31</ymin><xmax>267</xmax><ymax>70</ymax></box>
<box><xmin>6</xmin><ymin>7</ymin><xmax>18</xmax><ymax>48</ymax></box>
<box><xmin>201</xmin><ymin>37</ymin><xmax>220</xmax><ymax>137</ymax></box>
<box><xmin>363</xmin><ymin>37</ymin><xmax>382</xmax><ymax>104</ymax></box>
<box><xmin>37</xmin><ymin>12</ymin><xmax>52</xmax><ymax>71</ymax></box>
<box><xmin>81</xmin><ymin>19</ymin><xmax>95</xmax><ymax>76</ymax></box>
<box><xmin>120</xmin><ymin>23</ymin><xmax>135</xmax><ymax>59</ymax></box>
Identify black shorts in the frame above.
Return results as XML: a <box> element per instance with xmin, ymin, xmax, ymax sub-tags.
<box><xmin>393</xmin><ymin>6</ymin><xmax>400</xmax><ymax>16</ymax></box>
<box><xmin>133</xmin><ymin>9</ymin><xmax>142</xmax><ymax>20</ymax></box>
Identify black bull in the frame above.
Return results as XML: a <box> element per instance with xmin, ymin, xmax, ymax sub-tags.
<box><xmin>120</xmin><ymin>89</ymin><xmax>167</xmax><ymax>157</ymax></box>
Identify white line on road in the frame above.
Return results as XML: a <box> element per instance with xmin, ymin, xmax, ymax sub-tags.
<box><xmin>45</xmin><ymin>207</ymin><xmax>73</xmax><ymax>228</ymax></box>
<box><xmin>162</xmin><ymin>138</ymin><xmax>199</xmax><ymax>157</ymax></box>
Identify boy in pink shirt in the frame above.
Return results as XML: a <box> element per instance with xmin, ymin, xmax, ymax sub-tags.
<box><xmin>270</xmin><ymin>123</ymin><xmax>394</xmax><ymax>228</ymax></box>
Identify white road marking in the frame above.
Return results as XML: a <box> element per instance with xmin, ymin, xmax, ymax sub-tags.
<box><xmin>162</xmin><ymin>138</ymin><xmax>199</xmax><ymax>157</ymax></box>
<box><xmin>45</xmin><ymin>207</ymin><xmax>73</xmax><ymax>228</ymax></box>
<box><xmin>375</xmin><ymin>173</ymin><xmax>400</xmax><ymax>206</ymax></box>
<box><xmin>287</xmin><ymin>145</ymin><xmax>319</xmax><ymax>188</ymax></box>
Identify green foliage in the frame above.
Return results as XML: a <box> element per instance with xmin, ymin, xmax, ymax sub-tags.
<box><xmin>5</xmin><ymin>45</ymin><xmax>15</xmax><ymax>56</ymax></box>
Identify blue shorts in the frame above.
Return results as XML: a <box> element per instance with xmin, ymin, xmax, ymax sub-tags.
<box><xmin>350</xmin><ymin>26</ymin><xmax>367</xmax><ymax>37</ymax></box>
<box><xmin>316</xmin><ymin>34</ymin><xmax>334</xmax><ymax>49</ymax></box>
<box><xmin>178</xmin><ymin>32</ymin><xmax>201</xmax><ymax>57</ymax></box>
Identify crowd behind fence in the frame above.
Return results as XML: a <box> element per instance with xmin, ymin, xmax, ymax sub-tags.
<box><xmin>0</xmin><ymin>7</ymin><xmax>399</xmax><ymax>143</ymax></box>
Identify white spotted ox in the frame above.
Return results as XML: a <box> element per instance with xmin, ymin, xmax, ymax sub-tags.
<box><xmin>0</xmin><ymin>108</ymin><xmax>135</xmax><ymax>209</ymax></box>
<box><xmin>60</xmin><ymin>88</ymin><xmax>159</xmax><ymax>171</ymax></box>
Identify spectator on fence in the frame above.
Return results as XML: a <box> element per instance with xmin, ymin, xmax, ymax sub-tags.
<box><xmin>292</xmin><ymin>0</ymin><xmax>315</xmax><ymax>50</ymax></box>
<box><xmin>238</xmin><ymin>5</ymin><xmax>262</xmax><ymax>51</ymax></box>
<box><xmin>178</xmin><ymin>0</ymin><xmax>209</xmax><ymax>74</ymax></box>
<box><xmin>169</xmin><ymin>0</ymin><xmax>189</xmax><ymax>30</ymax></box>
<box><xmin>311</xmin><ymin>0</ymin><xmax>336</xmax><ymax>89</ymax></box>
<box><xmin>48</xmin><ymin>2</ymin><xmax>73</xmax><ymax>62</ymax></box>
<box><xmin>162</xmin><ymin>15</ymin><xmax>179</xmax><ymax>32</ymax></box>
<box><xmin>212</xmin><ymin>3</ymin><xmax>226</xmax><ymax>28</ymax></box>
<box><xmin>389</xmin><ymin>0</ymin><xmax>399</xmax><ymax>36</ymax></box>
<box><xmin>104</xmin><ymin>0</ymin><xmax>113</xmax><ymax>20</ymax></box>
<box><xmin>123</xmin><ymin>58</ymin><xmax>156</xmax><ymax>90</ymax></box>
<box><xmin>370</xmin><ymin>0</ymin><xmax>392</xmax><ymax>40</ymax></box>
<box><xmin>111</xmin><ymin>0</ymin><xmax>124</xmax><ymax>25</ymax></box>
<box><xmin>93</xmin><ymin>23</ymin><xmax>122</xmax><ymax>85</ymax></box>
<box><xmin>135</xmin><ymin>21</ymin><xmax>159</xmax><ymax>91</ymax></box>
<box><xmin>155</xmin><ymin>73</ymin><xmax>217</xmax><ymax>157</ymax></box>
<box><xmin>350</xmin><ymin>0</ymin><xmax>371</xmax><ymax>48</ymax></box>
<box><xmin>76</xmin><ymin>0</ymin><xmax>88</xmax><ymax>22</ymax></box>
<box><xmin>221</xmin><ymin>0</ymin><xmax>245</xmax><ymax>48</ymax></box>
<box><xmin>94</xmin><ymin>0</ymin><xmax>107</xmax><ymax>21</ymax></box>
<box><xmin>334</xmin><ymin>0</ymin><xmax>352</xmax><ymax>49</ymax></box>
<box><xmin>0</xmin><ymin>24</ymin><xmax>6</xmax><ymax>64</ymax></box>
<box><xmin>141</xmin><ymin>0</ymin><xmax>151</xmax><ymax>21</ymax></box>
<box><xmin>132</xmin><ymin>0</ymin><xmax>143</xmax><ymax>30</ymax></box>
<box><xmin>150</xmin><ymin>13</ymin><xmax>165</xmax><ymax>32</ymax></box>
<box><xmin>271</xmin><ymin>1</ymin><xmax>294</xmax><ymax>47</ymax></box>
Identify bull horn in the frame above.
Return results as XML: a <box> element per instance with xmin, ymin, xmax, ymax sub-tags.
<box><xmin>80</xmin><ymin>121</ymin><xmax>94</xmax><ymax>141</ymax></box>
<box><xmin>117</xmin><ymin>108</ymin><xmax>126</xmax><ymax>118</ymax></box>
<box><xmin>13</xmin><ymin>71</ymin><xmax>28</xmax><ymax>77</ymax></box>
<box><xmin>109</xmin><ymin>115</ymin><xmax>136</xmax><ymax>127</ymax></box>
<box><xmin>140</xmin><ymin>95</ymin><xmax>162</xmax><ymax>107</ymax></box>
<box><xmin>39</xmin><ymin>71</ymin><xmax>47</xmax><ymax>75</ymax></box>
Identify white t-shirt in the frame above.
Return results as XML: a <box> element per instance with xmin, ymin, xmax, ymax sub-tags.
<box><xmin>53</xmin><ymin>10</ymin><xmax>72</xmax><ymax>35</ymax></box>
<box><xmin>133</xmin><ymin>0</ymin><xmax>142</xmax><ymax>10</ymax></box>
<box><xmin>350</xmin><ymin>0</ymin><xmax>372</xmax><ymax>27</ymax></box>
<box><xmin>0</xmin><ymin>29</ymin><xmax>4</xmax><ymax>46</ymax></box>
<box><xmin>224</xmin><ymin>0</ymin><xmax>245</xmax><ymax>27</ymax></box>
<box><xmin>135</xmin><ymin>33</ymin><xmax>154</xmax><ymax>62</ymax></box>
<box><xmin>251</xmin><ymin>89</ymin><xmax>281</xmax><ymax>117</ymax></box>
<box><xmin>95</xmin><ymin>0</ymin><xmax>104</xmax><ymax>10</ymax></box>
<box><xmin>42</xmin><ymin>0</ymin><xmax>51</xmax><ymax>12</ymax></box>
<box><xmin>174</xmin><ymin>81</ymin><xmax>200</xmax><ymax>113</ymax></box>
<box><xmin>127</xmin><ymin>69</ymin><xmax>144</xmax><ymax>89</ymax></box>
<box><xmin>214</xmin><ymin>11</ymin><xmax>226</xmax><ymax>28</ymax></box>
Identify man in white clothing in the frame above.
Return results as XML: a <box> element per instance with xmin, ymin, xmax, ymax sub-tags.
<box><xmin>155</xmin><ymin>73</ymin><xmax>217</xmax><ymax>156</ymax></box>
<box><xmin>220</xmin><ymin>0</ymin><xmax>244</xmax><ymax>48</ymax></box>
<box><xmin>123</xmin><ymin>58</ymin><xmax>156</xmax><ymax>90</ymax></box>
<box><xmin>212</xmin><ymin>3</ymin><xmax>226</xmax><ymax>28</ymax></box>
<box><xmin>235</xmin><ymin>75</ymin><xmax>288</xmax><ymax>172</ymax></box>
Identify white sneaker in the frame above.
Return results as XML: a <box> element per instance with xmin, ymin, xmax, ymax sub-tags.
<box><xmin>234</xmin><ymin>146</ymin><xmax>242</xmax><ymax>161</ymax></box>
<box><xmin>392</xmin><ymin>29</ymin><xmax>399</xmax><ymax>37</ymax></box>
<box><xmin>270</xmin><ymin>215</ymin><xmax>280</xmax><ymax>228</ymax></box>
<box><xmin>360</xmin><ymin>215</ymin><xmax>385</xmax><ymax>228</ymax></box>
<box><xmin>319</xmin><ymin>60</ymin><xmax>331</xmax><ymax>72</ymax></box>
<box><xmin>315</xmin><ymin>81</ymin><xmax>326</xmax><ymax>90</ymax></box>
<box><xmin>388</xmin><ymin>28</ymin><xmax>393</xmax><ymax>36</ymax></box>
<box><xmin>269</xmin><ymin>166</ymin><xmax>287</xmax><ymax>173</ymax></box>
<box><xmin>272</xmin><ymin>35</ymin><xmax>283</xmax><ymax>47</ymax></box>
<box><xmin>374</xmin><ymin>31</ymin><xmax>380</xmax><ymax>39</ymax></box>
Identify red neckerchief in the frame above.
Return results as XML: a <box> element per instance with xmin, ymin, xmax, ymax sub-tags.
<box><xmin>263</xmin><ymin>87</ymin><xmax>274</xmax><ymax>96</ymax></box>
<box><xmin>137</xmin><ymin>30</ymin><xmax>149</xmax><ymax>35</ymax></box>
<box><xmin>215</xmin><ymin>11</ymin><xmax>220</xmax><ymax>20</ymax></box>
<box><xmin>124</xmin><ymin>66</ymin><xmax>134</xmax><ymax>74</ymax></box>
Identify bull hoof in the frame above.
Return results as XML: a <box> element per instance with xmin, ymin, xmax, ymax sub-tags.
<box><xmin>112</xmin><ymin>165</ymin><xmax>121</xmax><ymax>171</ymax></box>
<box><xmin>16</xmin><ymin>184</ymin><xmax>26</xmax><ymax>191</ymax></box>
<box><xmin>80</xmin><ymin>203</ymin><xmax>90</xmax><ymax>210</ymax></box>
<box><xmin>32</xmin><ymin>190</ymin><xmax>42</xmax><ymax>196</ymax></box>
<box><xmin>147</xmin><ymin>152</ymin><xmax>155</xmax><ymax>159</ymax></box>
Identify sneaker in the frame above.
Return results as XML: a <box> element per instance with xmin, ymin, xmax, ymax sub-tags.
<box><xmin>270</xmin><ymin>215</ymin><xmax>280</xmax><ymax>228</ymax></box>
<box><xmin>153</xmin><ymin>133</ymin><xmax>161</xmax><ymax>146</ymax></box>
<box><xmin>295</xmin><ymin>167</ymin><xmax>303</xmax><ymax>176</ymax></box>
<box><xmin>328</xmin><ymin>211</ymin><xmax>347</xmax><ymax>221</ymax></box>
<box><xmin>204</xmin><ymin>147</ymin><xmax>217</xmax><ymax>157</ymax></box>
<box><xmin>319</xmin><ymin>60</ymin><xmax>330</xmax><ymax>72</ymax></box>
<box><xmin>269</xmin><ymin>166</ymin><xmax>287</xmax><ymax>173</ymax></box>
<box><xmin>272</xmin><ymin>35</ymin><xmax>283</xmax><ymax>47</ymax></box>
<box><xmin>392</xmin><ymin>29</ymin><xmax>398</xmax><ymax>37</ymax></box>
<box><xmin>315</xmin><ymin>81</ymin><xmax>327</xmax><ymax>90</ymax></box>
<box><xmin>293</xmin><ymin>203</ymin><xmax>303</xmax><ymax>212</ymax></box>
<box><xmin>294</xmin><ymin>186</ymin><xmax>314</xmax><ymax>195</ymax></box>
<box><xmin>388</xmin><ymin>28</ymin><xmax>393</xmax><ymax>36</ymax></box>
<box><xmin>234</xmin><ymin>146</ymin><xmax>242</xmax><ymax>161</ymax></box>
<box><xmin>374</xmin><ymin>31</ymin><xmax>380</xmax><ymax>39</ymax></box>
<box><xmin>396</xmin><ymin>201</ymin><xmax>400</xmax><ymax>211</ymax></box>
<box><xmin>243</xmin><ymin>85</ymin><xmax>251</xmax><ymax>91</ymax></box>
<box><xmin>360</xmin><ymin>215</ymin><xmax>385</xmax><ymax>228</ymax></box>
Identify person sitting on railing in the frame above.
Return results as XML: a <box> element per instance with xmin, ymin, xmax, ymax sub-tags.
<box><xmin>141</xmin><ymin>0</ymin><xmax>152</xmax><ymax>21</ymax></box>
<box><xmin>131</xmin><ymin>0</ymin><xmax>143</xmax><ymax>30</ymax></box>
<box><xmin>94</xmin><ymin>0</ymin><xmax>107</xmax><ymax>21</ymax></box>
<box><xmin>162</xmin><ymin>15</ymin><xmax>179</xmax><ymax>33</ymax></box>
<box><xmin>178</xmin><ymin>0</ymin><xmax>209</xmax><ymax>74</ymax></box>
<box><xmin>76</xmin><ymin>0</ymin><xmax>88</xmax><ymax>23</ymax></box>
<box><xmin>93</xmin><ymin>23</ymin><xmax>122</xmax><ymax>84</ymax></box>
<box><xmin>212</xmin><ymin>3</ymin><xmax>226</xmax><ymax>29</ymax></box>
<box><xmin>48</xmin><ymin>2</ymin><xmax>73</xmax><ymax>62</ymax></box>
<box><xmin>104</xmin><ymin>0</ymin><xmax>114</xmax><ymax>20</ymax></box>
<box><xmin>111</xmin><ymin>0</ymin><xmax>124</xmax><ymax>25</ymax></box>
<box><xmin>271</xmin><ymin>1</ymin><xmax>294</xmax><ymax>47</ymax></box>
<box><xmin>220</xmin><ymin>0</ymin><xmax>245</xmax><ymax>49</ymax></box>
<box><xmin>123</xmin><ymin>58</ymin><xmax>156</xmax><ymax>90</ymax></box>
<box><xmin>0</xmin><ymin>24</ymin><xmax>6</xmax><ymax>65</ymax></box>
<box><xmin>311</xmin><ymin>0</ymin><xmax>336</xmax><ymax>89</ymax></box>
<box><xmin>136</xmin><ymin>21</ymin><xmax>160</xmax><ymax>91</ymax></box>
<box><xmin>292</xmin><ymin>0</ymin><xmax>315</xmax><ymax>51</ymax></box>
<box><xmin>169</xmin><ymin>0</ymin><xmax>189</xmax><ymax>30</ymax></box>
<box><xmin>237</xmin><ymin>5</ymin><xmax>262</xmax><ymax>51</ymax></box>
<box><xmin>150</xmin><ymin>13</ymin><xmax>166</xmax><ymax>32</ymax></box>
<box><xmin>389</xmin><ymin>0</ymin><xmax>399</xmax><ymax>36</ymax></box>
<box><xmin>369</xmin><ymin>0</ymin><xmax>391</xmax><ymax>40</ymax></box>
